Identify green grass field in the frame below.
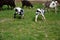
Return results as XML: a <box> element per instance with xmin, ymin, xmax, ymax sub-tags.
<box><xmin>0</xmin><ymin>3</ymin><xmax>60</xmax><ymax>40</ymax></box>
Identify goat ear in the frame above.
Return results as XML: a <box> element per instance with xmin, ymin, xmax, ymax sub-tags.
<box><xmin>55</xmin><ymin>1</ymin><xmax>57</xmax><ymax>3</ymax></box>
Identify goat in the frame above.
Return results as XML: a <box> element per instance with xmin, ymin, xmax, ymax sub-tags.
<box><xmin>14</xmin><ymin>7</ymin><xmax>24</xmax><ymax>19</ymax></box>
<box><xmin>35</xmin><ymin>8</ymin><xmax>45</xmax><ymax>22</ymax></box>
<box><xmin>44</xmin><ymin>1</ymin><xmax>58</xmax><ymax>13</ymax></box>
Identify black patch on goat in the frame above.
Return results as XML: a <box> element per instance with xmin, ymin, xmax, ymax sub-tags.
<box><xmin>15</xmin><ymin>9</ymin><xmax>18</xmax><ymax>12</ymax></box>
<box><xmin>21</xmin><ymin>9</ymin><xmax>23</xmax><ymax>12</ymax></box>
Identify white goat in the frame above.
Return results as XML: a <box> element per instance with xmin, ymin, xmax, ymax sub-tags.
<box><xmin>35</xmin><ymin>8</ymin><xmax>45</xmax><ymax>22</ymax></box>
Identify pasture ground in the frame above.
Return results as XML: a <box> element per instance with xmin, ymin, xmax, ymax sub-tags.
<box><xmin>0</xmin><ymin>2</ymin><xmax>60</xmax><ymax>40</ymax></box>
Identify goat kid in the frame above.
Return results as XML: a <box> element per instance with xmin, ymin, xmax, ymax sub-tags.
<box><xmin>44</xmin><ymin>1</ymin><xmax>58</xmax><ymax>13</ymax></box>
<box><xmin>14</xmin><ymin>7</ymin><xmax>24</xmax><ymax>19</ymax></box>
<box><xmin>35</xmin><ymin>8</ymin><xmax>45</xmax><ymax>22</ymax></box>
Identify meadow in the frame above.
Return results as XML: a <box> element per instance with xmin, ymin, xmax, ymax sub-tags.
<box><xmin>0</xmin><ymin>2</ymin><xmax>60</xmax><ymax>40</ymax></box>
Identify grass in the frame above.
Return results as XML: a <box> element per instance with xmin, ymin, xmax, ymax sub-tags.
<box><xmin>0</xmin><ymin>2</ymin><xmax>60</xmax><ymax>40</ymax></box>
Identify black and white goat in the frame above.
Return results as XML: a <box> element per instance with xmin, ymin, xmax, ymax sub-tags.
<box><xmin>35</xmin><ymin>8</ymin><xmax>45</xmax><ymax>22</ymax></box>
<box><xmin>44</xmin><ymin>1</ymin><xmax>58</xmax><ymax>13</ymax></box>
<box><xmin>14</xmin><ymin>7</ymin><xmax>24</xmax><ymax>19</ymax></box>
